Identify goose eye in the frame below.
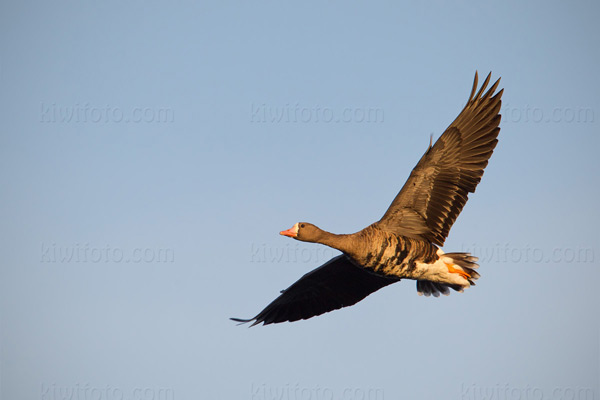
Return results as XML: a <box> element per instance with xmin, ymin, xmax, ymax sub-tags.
<box><xmin>300</xmin><ymin>224</ymin><xmax>305</xmax><ymax>228</ymax></box>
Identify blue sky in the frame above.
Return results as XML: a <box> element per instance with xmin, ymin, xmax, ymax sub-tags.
<box><xmin>1</xmin><ymin>1</ymin><xmax>598</xmax><ymax>399</ymax></box>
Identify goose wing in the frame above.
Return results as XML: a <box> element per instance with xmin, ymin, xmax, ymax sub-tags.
<box><xmin>231</xmin><ymin>255</ymin><xmax>399</xmax><ymax>326</ymax></box>
<box><xmin>376</xmin><ymin>72</ymin><xmax>503</xmax><ymax>246</ymax></box>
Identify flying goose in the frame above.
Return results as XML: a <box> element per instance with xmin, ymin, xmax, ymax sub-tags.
<box><xmin>233</xmin><ymin>72</ymin><xmax>503</xmax><ymax>326</ymax></box>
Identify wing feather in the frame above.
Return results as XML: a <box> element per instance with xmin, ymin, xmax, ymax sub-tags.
<box><xmin>376</xmin><ymin>72</ymin><xmax>503</xmax><ymax>246</ymax></box>
<box><xmin>231</xmin><ymin>255</ymin><xmax>399</xmax><ymax>326</ymax></box>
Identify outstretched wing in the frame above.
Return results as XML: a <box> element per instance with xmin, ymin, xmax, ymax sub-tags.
<box><xmin>376</xmin><ymin>72</ymin><xmax>503</xmax><ymax>247</ymax></box>
<box><xmin>231</xmin><ymin>255</ymin><xmax>399</xmax><ymax>326</ymax></box>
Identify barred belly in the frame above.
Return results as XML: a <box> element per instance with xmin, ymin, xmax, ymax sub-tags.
<box><xmin>356</xmin><ymin>234</ymin><xmax>438</xmax><ymax>279</ymax></box>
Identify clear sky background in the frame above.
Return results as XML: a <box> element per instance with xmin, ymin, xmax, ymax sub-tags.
<box><xmin>1</xmin><ymin>1</ymin><xmax>599</xmax><ymax>399</ymax></box>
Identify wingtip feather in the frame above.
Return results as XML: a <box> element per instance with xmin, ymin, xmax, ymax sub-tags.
<box><xmin>230</xmin><ymin>317</ymin><xmax>258</xmax><ymax>327</ymax></box>
<box><xmin>474</xmin><ymin>72</ymin><xmax>492</xmax><ymax>101</ymax></box>
<box><xmin>469</xmin><ymin>71</ymin><xmax>479</xmax><ymax>101</ymax></box>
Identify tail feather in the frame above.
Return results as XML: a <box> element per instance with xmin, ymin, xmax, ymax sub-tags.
<box><xmin>417</xmin><ymin>281</ymin><xmax>464</xmax><ymax>297</ymax></box>
<box><xmin>441</xmin><ymin>252</ymin><xmax>480</xmax><ymax>283</ymax></box>
<box><xmin>442</xmin><ymin>252</ymin><xmax>479</xmax><ymax>269</ymax></box>
<box><xmin>416</xmin><ymin>252</ymin><xmax>480</xmax><ymax>297</ymax></box>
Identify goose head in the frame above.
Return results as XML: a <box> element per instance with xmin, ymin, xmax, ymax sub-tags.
<box><xmin>279</xmin><ymin>222</ymin><xmax>323</xmax><ymax>243</ymax></box>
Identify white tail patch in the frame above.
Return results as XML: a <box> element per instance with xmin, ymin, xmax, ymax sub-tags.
<box><xmin>415</xmin><ymin>249</ymin><xmax>480</xmax><ymax>297</ymax></box>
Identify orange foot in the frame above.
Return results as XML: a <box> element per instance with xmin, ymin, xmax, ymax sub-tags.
<box><xmin>446</xmin><ymin>263</ymin><xmax>470</xmax><ymax>280</ymax></box>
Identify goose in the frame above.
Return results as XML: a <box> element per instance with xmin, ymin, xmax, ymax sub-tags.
<box><xmin>232</xmin><ymin>72</ymin><xmax>503</xmax><ymax>326</ymax></box>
